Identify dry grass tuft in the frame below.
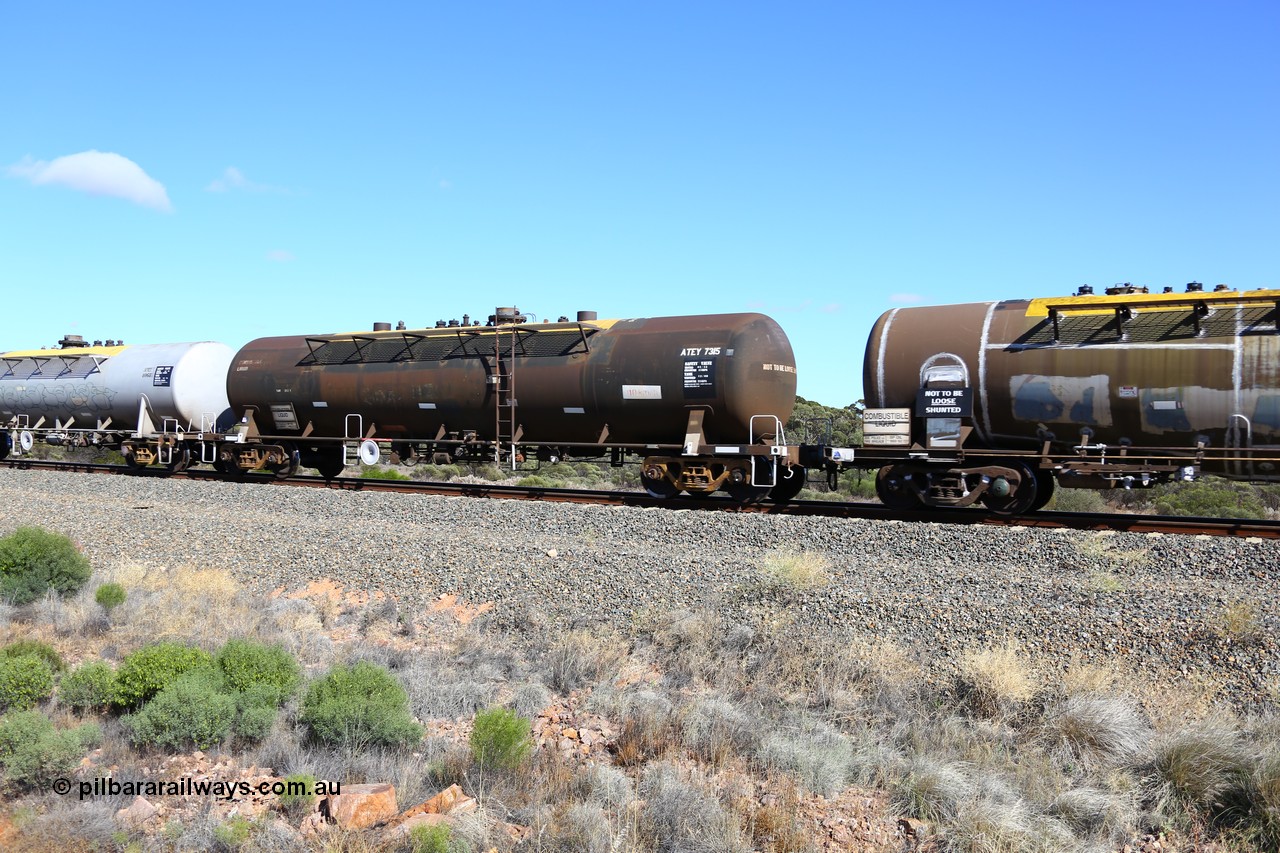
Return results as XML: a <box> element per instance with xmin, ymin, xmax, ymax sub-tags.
<box><xmin>638</xmin><ymin>762</ymin><xmax>750</xmax><ymax>853</ymax></box>
<box><xmin>682</xmin><ymin>696</ymin><xmax>759</xmax><ymax>767</ymax></box>
<box><xmin>1073</xmin><ymin>535</ymin><xmax>1150</xmax><ymax>569</ymax></box>
<box><xmin>892</xmin><ymin>756</ymin><xmax>972</xmax><ymax>824</ymax></box>
<box><xmin>757</xmin><ymin>548</ymin><xmax>831</xmax><ymax>592</ymax></box>
<box><xmin>758</xmin><ymin>717</ymin><xmax>854</xmax><ymax>798</ymax></box>
<box><xmin>544</xmin><ymin>627</ymin><xmax>628</xmax><ymax>692</ymax></box>
<box><xmin>98</xmin><ymin>561</ymin><xmax>272</xmax><ymax>647</ymax></box>
<box><xmin>1060</xmin><ymin>661</ymin><xmax>1127</xmax><ymax>697</ymax></box>
<box><xmin>1143</xmin><ymin>717</ymin><xmax>1248</xmax><ymax>816</ymax></box>
<box><xmin>1219</xmin><ymin>599</ymin><xmax>1263</xmax><ymax>645</ymax></box>
<box><xmin>1041</xmin><ymin>695</ymin><xmax>1151</xmax><ymax>774</ymax></box>
<box><xmin>613</xmin><ymin>691</ymin><xmax>678</xmax><ymax>767</ymax></box>
<box><xmin>956</xmin><ymin>640</ymin><xmax>1037</xmax><ymax>719</ymax></box>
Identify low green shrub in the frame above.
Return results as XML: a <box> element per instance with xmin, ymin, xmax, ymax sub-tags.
<box><xmin>361</xmin><ymin>466</ymin><xmax>411</xmax><ymax>481</ymax></box>
<box><xmin>1050</xmin><ymin>488</ymin><xmax>1112</xmax><ymax>513</ymax></box>
<box><xmin>215</xmin><ymin>639</ymin><xmax>301</xmax><ymax>703</ymax></box>
<box><xmin>212</xmin><ymin>816</ymin><xmax>253</xmax><ymax>849</ymax></box>
<box><xmin>94</xmin><ymin>582</ymin><xmax>126</xmax><ymax>612</ymax></box>
<box><xmin>300</xmin><ymin>661</ymin><xmax>422</xmax><ymax>748</ymax></box>
<box><xmin>410</xmin><ymin>822</ymin><xmax>461</xmax><ymax>853</ymax></box>
<box><xmin>59</xmin><ymin>661</ymin><xmax>117</xmax><ymax>712</ymax></box>
<box><xmin>0</xmin><ymin>654</ymin><xmax>55</xmax><ymax>710</ymax></box>
<box><xmin>515</xmin><ymin>474</ymin><xmax>559</xmax><ymax>489</ymax></box>
<box><xmin>278</xmin><ymin>773</ymin><xmax>316</xmax><ymax>819</ymax></box>
<box><xmin>1153</xmin><ymin>479</ymin><xmax>1266</xmax><ymax>519</ymax></box>
<box><xmin>232</xmin><ymin>684</ymin><xmax>282</xmax><ymax>741</ymax></box>
<box><xmin>126</xmin><ymin>669</ymin><xmax>236</xmax><ymax>750</ymax></box>
<box><xmin>0</xmin><ymin>710</ymin><xmax>101</xmax><ymax>789</ymax></box>
<box><xmin>0</xmin><ymin>526</ymin><xmax>92</xmax><ymax>605</ymax></box>
<box><xmin>470</xmin><ymin>706</ymin><xmax>532</xmax><ymax>771</ymax></box>
<box><xmin>114</xmin><ymin>643</ymin><xmax>214</xmax><ymax>709</ymax></box>
<box><xmin>0</xmin><ymin>639</ymin><xmax>65</xmax><ymax>672</ymax></box>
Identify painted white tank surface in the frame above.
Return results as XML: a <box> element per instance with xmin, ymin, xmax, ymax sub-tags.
<box><xmin>0</xmin><ymin>342</ymin><xmax>233</xmax><ymax>432</ymax></box>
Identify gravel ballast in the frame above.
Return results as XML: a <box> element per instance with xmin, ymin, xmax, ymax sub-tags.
<box><xmin>2</xmin><ymin>468</ymin><xmax>1274</xmax><ymax>707</ymax></box>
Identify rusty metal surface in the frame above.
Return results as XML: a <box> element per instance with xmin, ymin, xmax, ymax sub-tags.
<box><xmin>226</xmin><ymin>313</ymin><xmax>797</xmax><ymax>447</ymax></box>
<box><xmin>865</xmin><ymin>288</ymin><xmax>1280</xmax><ymax>480</ymax></box>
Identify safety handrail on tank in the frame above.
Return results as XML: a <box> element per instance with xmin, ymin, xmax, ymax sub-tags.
<box><xmin>346</xmin><ymin>336</ymin><xmax>376</xmax><ymax>364</ymax></box>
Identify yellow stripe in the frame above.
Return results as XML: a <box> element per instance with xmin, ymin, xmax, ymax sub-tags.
<box><xmin>1</xmin><ymin>346</ymin><xmax>127</xmax><ymax>358</ymax></box>
<box><xmin>326</xmin><ymin>319</ymin><xmax>619</xmax><ymax>340</ymax></box>
<box><xmin>1024</xmin><ymin>288</ymin><xmax>1280</xmax><ymax>318</ymax></box>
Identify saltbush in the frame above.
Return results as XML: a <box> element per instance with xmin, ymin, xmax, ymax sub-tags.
<box><xmin>0</xmin><ymin>710</ymin><xmax>101</xmax><ymax>789</ymax></box>
<box><xmin>215</xmin><ymin>639</ymin><xmax>301</xmax><ymax>704</ymax></box>
<box><xmin>232</xmin><ymin>685</ymin><xmax>281</xmax><ymax>741</ymax></box>
<box><xmin>300</xmin><ymin>661</ymin><xmax>422</xmax><ymax>748</ymax></box>
<box><xmin>59</xmin><ymin>661</ymin><xmax>117</xmax><ymax>712</ymax></box>
<box><xmin>0</xmin><ymin>527</ymin><xmax>92</xmax><ymax>605</ymax></box>
<box><xmin>126</xmin><ymin>669</ymin><xmax>236</xmax><ymax>750</ymax></box>
<box><xmin>93</xmin><ymin>582</ymin><xmax>126</xmax><ymax>612</ymax></box>
<box><xmin>470</xmin><ymin>706</ymin><xmax>532</xmax><ymax>771</ymax></box>
<box><xmin>0</xmin><ymin>654</ymin><xmax>55</xmax><ymax>710</ymax></box>
<box><xmin>0</xmin><ymin>639</ymin><xmax>65</xmax><ymax>672</ymax></box>
<box><xmin>114</xmin><ymin>643</ymin><xmax>215</xmax><ymax>709</ymax></box>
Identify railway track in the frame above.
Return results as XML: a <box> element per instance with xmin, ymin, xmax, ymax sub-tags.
<box><xmin>6</xmin><ymin>458</ymin><xmax>1279</xmax><ymax>539</ymax></box>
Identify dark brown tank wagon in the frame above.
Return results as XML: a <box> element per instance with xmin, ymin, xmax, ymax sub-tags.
<box><xmin>856</xmin><ymin>284</ymin><xmax>1280</xmax><ymax>513</ymax></box>
<box><xmin>223</xmin><ymin>309</ymin><xmax>802</xmax><ymax>500</ymax></box>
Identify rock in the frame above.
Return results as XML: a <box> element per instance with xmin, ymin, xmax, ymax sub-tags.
<box><xmin>383</xmin><ymin>812</ymin><xmax>450</xmax><ymax>843</ymax></box>
<box><xmin>325</xmin><ymin>783</ymin><xmax>397</xmax><ymax>829</ymax></box>
<box><xmin>298</xmin><ymin>812</ymin><xmax>329</xmax><ymax>838</ymax></box>
<box><xmin>398</xmin><ymin>783</ymin><xmax>477</xmax><ymax>821</ymax></box>
<box><xmin>116</xmin><ymin>796</ymin><xmax>158</xmax><ymax>827</ymax></box>
<box><xmin>898</xmin><ymin>817</ymin><xmax>930</xmax><ymax>838</ymax></box>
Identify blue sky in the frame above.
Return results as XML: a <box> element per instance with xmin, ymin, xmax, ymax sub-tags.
<box><xmin>2</xmin><ymin>2</ymin><xmax>1276</xmax><ymax>406</ymax></box>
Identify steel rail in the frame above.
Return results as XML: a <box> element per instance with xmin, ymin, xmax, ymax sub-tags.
<box><xmin>5</xmin><ymin>458</ymin><xmax>1278</xmax><ymax>539</ymax></box>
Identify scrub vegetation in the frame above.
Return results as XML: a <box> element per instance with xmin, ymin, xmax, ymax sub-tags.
<box><xmin>0</xmin><ymin>525</ymin><xmax>1272</xmax><ymax>852</ymax></box>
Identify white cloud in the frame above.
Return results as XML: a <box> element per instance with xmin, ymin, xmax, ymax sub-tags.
<box><xmin>7</xmin><ymin>150</ymin><xmax>172</xmax><ymax>212</ymax></box>
<box><xmin>889</xmin><ymin>293</ymin><xmax>924</xmax><ymax>304</ymax></box>
<box><xmin>207</xmin><ymin>166</ymin><xmax>287</xmax><ymax>193</ymax></box>
<box><xmin>266</xmin><ymin>249</ymin><xmax>295</xmax><ymax>262</ymax></box>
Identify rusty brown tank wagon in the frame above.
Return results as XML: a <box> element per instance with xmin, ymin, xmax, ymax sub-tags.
<box><xmin>222</xmin><ymin>309</ymin><xmax>802</xmax><ymax>500</ymax></box>
<box><xmin>854</xmin><ymin>284</ymin><xmax>1280</xmax><ymax>514</ymax></box>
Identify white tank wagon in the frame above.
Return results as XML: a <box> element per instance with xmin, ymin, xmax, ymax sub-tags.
<box><xmin>0</xmin><ymin>335</ymin><xmax>234</xmax><ymax>468</ymax></box>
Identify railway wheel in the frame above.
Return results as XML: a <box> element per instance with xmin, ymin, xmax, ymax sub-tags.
<box><xmin>642</xmin><ymin>463</ymin><xmax>680</xmax><ymax>498</ymax></box>
<box><xmin>726</xmin><ymin>481</ymin><xmax>770</xmax><ymax>504</ymax></box>
<box><xmin>1029</xmin><ymin>469</ymin><xmax>1056</xmax><ymax>512</ymax></box>
<box><xmin>123</xmin><ymin>445</ymin><xmax>147</xmax><ymax>470</ymax></box>
<box><xmin>167</xmin><ymin>444</ymin><xmax>191</xmax><ymax>473</ymax></box>
<box><xmin>874</xmin><ymin>465</ymin><xmax>919</xmax><ymax>509</ymax></box>
<box><xmin>306</xmin><ymin>448</ymin><xmax>346</xmax><ymax>480</ymax></box>
<box><xmin>644</xmin><ymin>477</ymin><xmax>680</xmax><ymax>499</ymax></box>
<box><xmin>271</xmin><ymin>443</ymin><xmax>301</xmax><ymax>479</ymax></box>
<box><xmin>0</xmin><ymin>433</ymin><xmax>10</xmax><ymax>460</ymax></box>
<box><xmin>768</xmin><ymin>464</ymin><xmax>807</xmax><ymax>503</ymax></box>
<box><xmin>981</xmin><ymin>461</ymin><xmax>1039</xmax><ymax>516</ymax></box>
